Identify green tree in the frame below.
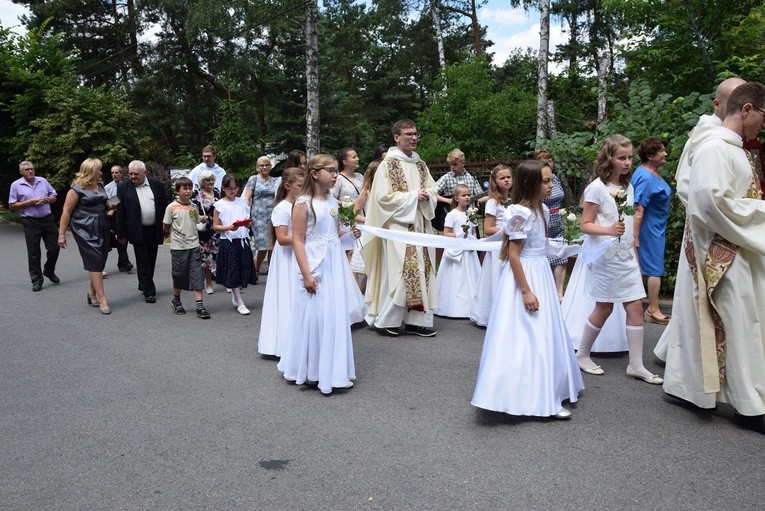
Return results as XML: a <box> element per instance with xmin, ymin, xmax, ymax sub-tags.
<box><xmin>210</xmin><ymin>95</ymin><xmax>260</xmax><ymax>177</ymax></box>
<box><xmin>0</xmin><ymin>24</ymin><xmax>75</xmax><ymax>198</ymax></box>
<box><xmin>23</xmin><ymin>81</ymin><xmax>149</xmax><ymax>189</ymax></box>
<box><xmin>417</xmin><ymin>57</ymin><xmax>536</xmax><ymax>162</ymax></box>
<box><xmin>606</xmin><ymin>0</ymin><xmax>762</xmax><ymax>95</ymax></box>
<box><xmin>14</xmin><ymin>0</ymin><xmax>143</xmax><ymax>86</ymax></box>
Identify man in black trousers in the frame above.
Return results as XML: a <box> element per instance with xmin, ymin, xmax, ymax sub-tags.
<box><xmin>115</xmin><ymin>160</ymin><xmax>167</xmax><ymax>303</ymax></box>
<box><xmin>8</xmin><ymin>160</ymin><xmax>60</xmax><ymax>291</ymax></box>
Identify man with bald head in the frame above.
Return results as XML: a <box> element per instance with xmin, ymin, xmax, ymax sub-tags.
<box><xmin>115</xmin><ymin>160</ymin><xmax>167</xmax><ymax>303</ymax></box>
<box><xmin>674</xmin><ymin>77</ymin><xmax>747</xmax><ymax>205</ymax></box>
<box><xmin>661</xmin><ymin>81</ymin><xmax>765</xmax><ymax>434</ymax></box>
<box><xmin>654</xmin><ymin>77</ymin><xmax>746</xmax><ymax>362</ymax></box>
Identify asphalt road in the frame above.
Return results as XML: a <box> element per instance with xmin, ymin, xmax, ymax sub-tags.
<box><xmin>1</xmin><ymin>218</ymin><xmax>762</xmax><ymax>510</ymax></box>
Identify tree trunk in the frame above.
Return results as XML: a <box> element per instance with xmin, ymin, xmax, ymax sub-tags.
<box><xmin>305</xmin><ymin>0</ymin><xmax>320</xmax><ymax>157</ymax></box>
<box><xmin>596</xmin><ymin>46</ymin><xmax>610</xmax><ymax>126</ymax></box>
<box><xmin>431</xmin><ymin>0</ymin><xmax>446</xmax><ymax>72</ymax></box>
<box><xmin>443</xmin><ymin>2</ymin><xmax>482</xmax><ymax>56</ymax></box>
<box><xmin>547</xmin><ymin>100</ymin><xmax>556</xmax><ymax>137</ymax></box>
<box><xmin>126</xmin><ymin>0</ymin><xmax>143</xmax><ymax>78</ymax></box>
<box><xmin>685</xmin><ymin>4</ymin><xmax>715</xmax><ymax>83</ymax></box>
<box><xmin>470</xmin><ymin>0</ymin><xmax>482</xmax><ymax>56</ymax></box>
<box><xmin>535</xmin><ymin>0</ymin><xmax>551</xmax><ymax>144</ymax></box>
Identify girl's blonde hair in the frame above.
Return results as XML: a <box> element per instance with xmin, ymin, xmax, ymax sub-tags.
<box><xmin>275</xmin><ymin>167</ymin><xmax>306</xmax><ymax>204</ymax></box>
<box><xmin>73</xmin><ymin>158</ymin><xmax>103</xmax><ymax>188</ymax></box>
<box><xmin>450</xmin><ymin>183</ymin><xmax>471</xmax><ymax>209</ymax></box>
<box><xmin>594</xmin><ymin>134</ymin><xmax>632</xmax><ymax>186</ymax></box>
<box><xmin>488</xmin><ymin>164</ymin><xmax>512</xmax><ymax>204</ymax></box>
<box><xmin>300</xmin><ymin>154</ymin><xmax>337</xmax><ymax>226</ymax></box>
<box><xmin>499</xmin><ymin>160</ymin><xmax>547</xmax><ymax>261</ymax></box>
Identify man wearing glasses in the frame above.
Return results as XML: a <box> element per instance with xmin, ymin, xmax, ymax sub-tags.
<box><xmin>187</xmin><ymin>145</ymin><xmax>226</xmax><ymax>192</ymax></box>
<box><xmin>662</xmin><ymin>81</ymin><xmax>765</xmax><ymax>435</ymax></box>
<box><xmin>115</xmin><ymin>160</ymin><xmax>168</xmax><ymax>303</ymax></box>
<box><xmin>363</xmin><ymin>119</ymin><xmax>439</xmax><ymax>337</ymax></box>
<box><xmin>8</xmin><ymin>160</ymin><xmax>60</xmax><ymax>291</ymax></box>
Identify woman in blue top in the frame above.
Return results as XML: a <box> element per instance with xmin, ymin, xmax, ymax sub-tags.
<box><xmin>631</xmin><ymin>137</ymin><xmax>672</xmax><ymax>324</ymax></box>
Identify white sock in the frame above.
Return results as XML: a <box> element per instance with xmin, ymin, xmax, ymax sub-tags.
<box><xmin>231</xmin><ymin>287</ymin><xmax>244</xmax><ymax>307</ymax></box>
<box><xmin>577</xmin><ymin>320</ymin><xmax>601</xmax><ymax>371</ymax></box>
<box><xmin>626</xmin><ymin>324</ymin><xmax>652</xmax><ymax>377</ymax></box>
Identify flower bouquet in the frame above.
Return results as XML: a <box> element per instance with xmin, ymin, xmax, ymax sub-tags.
<box><xmin>461</xmin><ymin>206</ymin><xmax>482</xmax><ymax>237</ymax></box>
<box><xmin>337</xmin><ymin>195</ymin><xmax>356</xmax><ymax>228</ymax></box>
<box><xmin>608</xmin><ymin>187</ymin><xmax>634</xmax><ymax>241</ymax></box>
<box><xmin>558</xmin><ymin>208</ymin><xmax>583</xmax><ymax>245</ymax></box>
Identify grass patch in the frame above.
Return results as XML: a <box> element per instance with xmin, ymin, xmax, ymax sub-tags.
<box><xmin>0</xmin><ymin>209</ymin><xmax>21</xmax><ymax>223</ymax></box>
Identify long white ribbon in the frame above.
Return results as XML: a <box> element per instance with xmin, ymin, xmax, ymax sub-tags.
<box><xmin>357</xmin><ymin>225</ymin><xmax>614</xmax><ymax>264</ymax></box>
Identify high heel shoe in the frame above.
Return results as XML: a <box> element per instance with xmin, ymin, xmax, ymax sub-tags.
<box><xmin>100</xmin><ymin>306</ymin><xmax>112</xmax><ymax>315</ymax></box>
<box><xmin>644</xmin><ymin>310</ymin><xmax>670</xmax><ymax>325</ymax></box>
<box><xmin>87</xmin><ymin>294</ymin><xmax>100</xmax><ymax>307</ymax></box>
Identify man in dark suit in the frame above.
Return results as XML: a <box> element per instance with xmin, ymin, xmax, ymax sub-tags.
<box><xmin>115</xmin><ymin>160</ymin><xmax>168</xmax><ymax>303</ymax></box>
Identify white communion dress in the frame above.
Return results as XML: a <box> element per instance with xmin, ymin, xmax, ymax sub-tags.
<box><xmin>472</xmin><ymin>205</ymin><xmax>584</xmax><ymax>417</ymax></box>
<box><xmin>258</xmin><ymin>199</ymin><xmax>296</xmax><ymax>357</ymax></box>
<box><xmin>434</xmin><ymin>209</ymin><xmax>481</xmax><ymax>318</ymax></box>
<box><xmin>470</xmin><ymin>198</ymin><xmax>507</xmax><ymax>326</ymax></box>
<box><xmin>277</xmin><ymin>195</ymin><xmax>367</xmax><ymax>394</ymax></box>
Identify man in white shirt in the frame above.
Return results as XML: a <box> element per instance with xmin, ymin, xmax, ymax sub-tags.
<box><xmin>115</xmin><ymin>160</ymin><xmax>168</xmax><ymax>303</ymax></box>
<box><xmin>187</xmin><ymin>145</ymin><xmax>226</xmax><ymax>191</ymax></box>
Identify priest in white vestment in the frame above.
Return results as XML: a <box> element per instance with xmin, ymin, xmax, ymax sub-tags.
<box><xmin>662</xmin><ymin>81</ymin><xmax>765</xmax><ymax>434</ymax></box>
<box><xmin>362</xmin><ymin>120</ymin><xmax>439</xmax><ymax>337</ymax></box>
<box><xmin>654</xmin><ymin>77</ymin><xmax>746</xmax><ymax>362</ymax></box>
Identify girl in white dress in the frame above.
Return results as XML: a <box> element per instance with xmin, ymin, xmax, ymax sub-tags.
<box><xmin>257</xmin><ymin>167</ymin><xmax>305</xmax><ymax>357</ymax></box>
<box><xmin>470</xmin><ymin>164</ymin><xmax>513</xmax><ymax>326</ymax></box>
<box><xmin>213</xmin><ymin>174</ymin><xmax>256</xmax><ymax>315</ymax></box>
<box><xmin>472</xmin><ymin>160</ymin><xmax>583</xmax><ymax>419</ymax></box>
<box><xmin>562</xmin><ymin>256</ymin><xmax>628</xmax><ymax>352</ymax></box>
<box><xmin>435</xmin><ymin>184</ymin><xmax>481</xmax><ymax>318</ymax></box>
<box><xmin>277</xmin><ymin>154</ymin><xmax>367</xmax><ymax>395</ymax></box>
<box><xmin>576</xmin><ymin>135</ymin><xmax>663</xmax><ymax>384</ymax></box>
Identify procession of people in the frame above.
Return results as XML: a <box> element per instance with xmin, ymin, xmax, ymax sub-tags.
<box><xmin>8</xmin><ymin>80</ymin><xmax>765</xmax><ymax>434</ymax></box>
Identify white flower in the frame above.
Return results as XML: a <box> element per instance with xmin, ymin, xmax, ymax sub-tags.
<box><xmin>567</xmin><ymin>213</ymin><xmax>577</xmax><ymax>222</ymax></box>
<box><xmin>467</xmin><ymin>207</ymin><xmax>478</xmax><ymax>216</ymax></box>
<box><xmin>559</xmin><ymin>208</ymin><xmax>567</xmax><ymax>216</ymax></box>
<box><xmin>608</xmin><ymin>189</ymin><xmax>626</xmax><ymax>199</ymax></box>
<box><xmin>340</xmin><ymin>195</ymin><xmax>353</xmax><ymax>208</ymax></box>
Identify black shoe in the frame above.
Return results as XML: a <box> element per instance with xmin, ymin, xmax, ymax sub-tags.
<box><xmin>404</xmin><ymin>325</ymin><xmax>437</xmax><ymax>337</ymax></box>
<box><xmin>119</xmin><ymin>264</ymin><xmax>133</xmax><ymax>273</ymax></box>
<box><xmin>171</xmin><ymin>301</ymin><xmax>186</xmax><ymax>314</ymax></box>
<box><xmin>734</xmin><ymin>413</ymin><xmax>765</xmax><ymax>434</ymax></box>
<box><xmin>145</xmin><ymin>295</ymin><xmax>156</xmax><ymax>303</ymax></box>
<box><xmin>32</xmin><ymin>282</ymin><xmax>42</xmax><ymax>292</ymax></box>
<box><xmin>377</xmin><ymin>327</ymin><xmax>400</xmax><ymax>337</ymax></box>
<box><xmin>43</xmin><ymin>271</ymin><xmax>60</xmax><ymax>284</ymax></box>
<box><xmin>196</xmin><ymin>307</ymin><xmax>211</xmax><ymax>319</ymax></box>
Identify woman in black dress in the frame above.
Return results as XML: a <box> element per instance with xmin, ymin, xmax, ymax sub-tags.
<box><xmin>58</xmin><ymin>158</ymin><xmax>113</xmax><ymax>314</ymax></box>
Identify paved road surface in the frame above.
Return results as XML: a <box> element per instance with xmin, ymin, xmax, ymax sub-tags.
<box><xmin>1</xmin><ymin>219</ymin><xmax>762</xmax><ymax>510</ymax></box>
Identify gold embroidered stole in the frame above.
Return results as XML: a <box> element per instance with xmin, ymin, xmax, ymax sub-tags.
<box><xmin>386</xmin><ymin>158</ymin><xmax>433</xmax><ymax>312</ymax></box>
<box><xmin>684</xmin><ymin>150</ymin><xmax>762</xmax><ymax>392</ymax></box>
